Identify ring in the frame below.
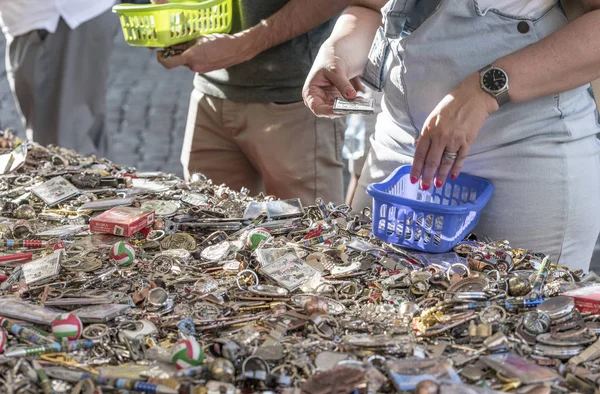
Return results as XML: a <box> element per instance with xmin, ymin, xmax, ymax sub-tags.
<box><xmin>82</xmin><ymin>324</ymin><xmax>109</xmax><ymax>340</ymax></box>
<box><xmin>146</xmin><ymin>229</ymin><xmax>165</xmax><ymax>242</ymax></box>
<box><xmin>236</xmin><ymin>269</ymin><xmax>259</xmax><ymax>290</ymax></box>
<box><xmin>442</xmin><ymin>150</ymin><xmax>459</xmax><ymax>161</ymax></box>
<box><xmin>446</xmin><ymin>263</ymin><xmax>471</xmax><ymax>282</ymax></box>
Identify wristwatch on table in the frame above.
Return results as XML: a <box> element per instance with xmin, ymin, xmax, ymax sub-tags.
<box><xmin>478</xmin><ymin>64</ymin><xmax>510</xmax><ymax>107</ymax></box>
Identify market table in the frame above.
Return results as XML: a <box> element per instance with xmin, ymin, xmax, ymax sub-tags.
<box><xmin>0</xmin><ymin>136</ymin><xmax>599</xmax><ymax>394</ymax></box>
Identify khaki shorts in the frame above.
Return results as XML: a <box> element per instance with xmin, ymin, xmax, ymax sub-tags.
<box><xmin>181</xmin><ymin>89</ymin><xmax>345</xmax><ymax>205</ymax></box>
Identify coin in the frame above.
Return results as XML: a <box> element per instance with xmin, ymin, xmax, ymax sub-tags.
<box><xmin>533</xmin><ymin>344</ymin><xmax>584</xmax><ymax>359</ymax></box>
<box><xmin>160</xmin><ymin>248</ymin><xmax>191</xmax><ymax>264</ymax></box>
<box><xmin>181</xmin><ymin>192</ymin><xmax>209</xmax><ymax>207</ymax></box>
<box><xmin>523</xmin><ymin>311</ymin><xmax>551</xmax><ymax>335</ymax></box>
<box><xmin>536</xmin><ymin>331</ymin><xmax>597</xmax><ymax>347</ymax></box>
<box><xmin>151</xmin><ymin>255</ymin><xmax>174</xmax><ymax>274</ymax></box>
<box><xmin>14</xmin><ymin>204</ymin><xmax>36</xmax><ymax>220</ymax></box>
<box><xmin>479</xmin><ymin>305</ymin><xmax>507</xmax><ymax>324</ymax></box>
<box><xmin>537</xmin><ymin>296</ymin><xmax>575</xmax><ymax>320</ymax></box>
<box><xmin>586</xmin><ymin>321</ymin><xmax>600</xmax><ymax>335</ymax></box>
<box><xmin>146</xmin><ymin>288</ymin><xmax>169</xmax><ymax>308</ymax></box>
<box><xmin>200</xmin><ymin>241</ymin><xmax>233</xmax><ymax>262</ymax></box>
<box><xmin>141</xmin><ymin>200</ymin><xmax>179</xmax><ymax>217</ymax></box>
<box><xmin>443</xmin><ymin>277</ymin><xmax>489</xmax><ymax>300</ymax></box>
<box><xmin>62</xmin><ymin>257</ymin><xmax>84</xmax><ymax>270</ymax></box>
<box><xmin>508</xmin><ymin>276</ymin><xmax>531</xmax><ymax>296</ymax></box>
<box><xmin>161</xmin><ymin>232</ymin><xmax>196</xmax><ymax>251</ymax></box>
<box><xmin>0</xmin><ymin>223</ymin><xmax>13</xmax><ymax>238</ymax></box>
<box><xmin>69</xmin><ymin>256</ymin><xmax>103</xmax><ymax>273</ymax></box>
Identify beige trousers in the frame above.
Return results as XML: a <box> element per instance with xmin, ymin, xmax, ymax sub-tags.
<box><xmin>181</xmin><ymin>89</ymin><xmax>345</xmax><ymax>205</ymax></box>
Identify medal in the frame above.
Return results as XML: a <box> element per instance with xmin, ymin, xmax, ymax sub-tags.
<box><xmin>161</xmin><ymin>233</ymin><xmax>197</xmax><ymax>251</ymax></box>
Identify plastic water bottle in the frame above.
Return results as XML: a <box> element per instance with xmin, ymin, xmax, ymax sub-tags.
<box><xmin>343</xmin><ymin>114</ymin><xmax>366</xmax><ymax>162</ymax></box>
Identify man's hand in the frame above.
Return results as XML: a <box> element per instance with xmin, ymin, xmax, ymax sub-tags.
<box><xmin>153</xmin><ymin>0</ymin><xmax>350</xmax><ymax>74</ymax></box>
<box><xmin>157</xmin><ymin>33</ymin><xmax>256</xmax><ymax>73</ymax></box>
<box><xmin>152</xmin><ymin>0</ymin><xmax>256</xmax><ymax>73</ymax></box>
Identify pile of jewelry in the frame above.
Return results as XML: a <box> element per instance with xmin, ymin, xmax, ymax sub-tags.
<box><xmin>1</xmin><ymin>135</ymin><xmax>600</xmax><ymax>394</ymax></box>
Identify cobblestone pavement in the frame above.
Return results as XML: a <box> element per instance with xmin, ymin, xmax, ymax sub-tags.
<box><xmin>104</xmin><ymin>39</ymin><xmax>193</xmax><ymax>176</ymax></box>
<box><xmin>0</xmin><ymin>36</ymin><xmax>21</xmax><ymax>139</ymax></box>
<box><xmin>0</xmin><ymin>31</ymin><xmax>599</xmax><ymax>271</ymax></box>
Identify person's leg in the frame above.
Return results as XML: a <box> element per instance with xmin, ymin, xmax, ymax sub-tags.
<box><xmin>461</xmin><ymin>136</ymin><xmax>600</xmax><ymax>271</ymax></box>
<box><xmin>5</xmin><ymin>30</ymin><xmax>46</xmax><ymax>141</ymax></box>
<box><xmin>345</xmin><ymin>173</ymin><xmax>361</xmax><ymax>206</ymax></box>
<box><xmin>351</xmin><ymin>118</ymin><xmax>415</xmax><ymax>212</ymax></box>
<box><xmin>40</xmin><ymin>10</ymin><xmax>119</xmax><ymax>155</ymax></box>
<box><xmin>236</xmin><ymin>101</ymin><xmax>345</xmax><ymax>206</ymax></box>
<box><xmin>181</xmin><ymin>90</ymin><xmax>261</xmax><ymax>192</ymax></box>
<box><xmin>7</xmin><ymin>11</ymin><xmax>119</xmax><ymax>155</ymax></box>
<box><xmin>550</xmin><ymin>137</ymin><xmax>600</xmax><ymax>270</ymax></box>
<box><xmin>560</xmin><ymin>137</ymin><xmax>600</xmax><ymax>271</ymax></box>
<box><xmin>345</xmin><ymin>89</ymin><xmax>383</xmax><ymax>205</ymax></box>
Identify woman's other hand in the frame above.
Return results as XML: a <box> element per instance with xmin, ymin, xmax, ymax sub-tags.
<box><xmin>302</xmin><ymin>43</ymin><xmax>364</xmax><ymax>118</ymax></box>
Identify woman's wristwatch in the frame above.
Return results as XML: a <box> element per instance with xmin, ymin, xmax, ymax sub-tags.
<box><xmin>479</xmin><ymin>64</ymin><xmax>510</xmax><ymax>107</ymax></box>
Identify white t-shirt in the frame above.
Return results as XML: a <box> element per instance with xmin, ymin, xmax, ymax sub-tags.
<box><xmin>477</xmin><ymin>0</ymin><xmax>557</xmax><ymax>17</ymax></box>
<box><xmin>0</xmin><ymin>0</ymin><xmax>116</xmax><ymax>38</ymax></box>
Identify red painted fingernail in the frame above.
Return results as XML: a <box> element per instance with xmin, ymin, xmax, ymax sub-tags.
<box><xmin>347</xmin><ymin>89</ymin><xmax>356</xmax><ymax>97</ymax></box>
<box><xmin>450</xmin><ymin>174</ymin><xmax>457</xmax><ymax>180</ymax></box>
<box><xmin>410</xmin><ymin>176</ymin><xmax>418</xmax><ymax>184</ymax></box>
<box><xmin>435</xmin><ymin>180</ymin><xmax>443</xmax><ymax>188</ymax></box>
<box><xmin>422</xmin><ymin>183</ymin><xmax>430</xmax><ymax>191</ymax></box>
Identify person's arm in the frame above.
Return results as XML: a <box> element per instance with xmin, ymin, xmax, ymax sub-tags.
<box><xmin>302</xmin><ymin>0</ymin><xmax>386</xmax><ymax>116</ymax></box>
<box><xmin>158</xmin><ymin>0</ymin><xmax>350</xmax><ymax>72</ymax></box>
<box><xmin>250</xmin><ymin>0</ymin><xmax>351</xmax><ymax>56</ymax></box>
<box><xmin>496</xmin><ymin>3</ymin><xmax>600</xmax><ymax>103</ymax></box>
<box><xmin>409</xmin><ymin>1</ymin><xmax>600</xmax><ymax>190</ymax></box>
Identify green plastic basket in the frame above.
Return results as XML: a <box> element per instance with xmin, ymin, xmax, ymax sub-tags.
<box><xmin>112</xmin><ymin>0</ymin><xmax>232</xmax><ymax>48</ymax></box>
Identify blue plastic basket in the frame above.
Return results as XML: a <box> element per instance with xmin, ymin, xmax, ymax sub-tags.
<box><xmin>366</xmin><ymin>165</ymin><xmax>494</xmax><ymax>253</ymax></box>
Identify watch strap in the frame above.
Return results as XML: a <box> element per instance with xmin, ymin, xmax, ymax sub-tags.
<box><xmin>478</xmin><ymin>64</ymin><xmax>492</xmax><ymax>73</ymax></box>
<box><xmin>495</xmin><ymin>90</ymin><xmax>510</xmax><ymax>106</ymax></box>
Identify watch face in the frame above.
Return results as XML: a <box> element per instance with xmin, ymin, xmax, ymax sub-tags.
<box><xmin>482</xmin><ymin>68</ymin><xmax>507</xmax><ymax>92</ymax></box>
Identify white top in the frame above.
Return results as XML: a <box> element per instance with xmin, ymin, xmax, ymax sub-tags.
<box><xmin>0</xmin><ymin>0</ymin><xmax>116</xmax><ymax>38</ymax></box>
<box><xmin>477</xmin><ymin>0</ymin><xmax>557</xmax><ymax>17</ymax></box>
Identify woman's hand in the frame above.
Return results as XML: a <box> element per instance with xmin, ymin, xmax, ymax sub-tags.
<box><xmin>302</xmin><ymin>43</ymin><xmax>364</xmax><ymax>118</ymax></box>
<box><xmin>410</xmin><ymin>73</ymin><xmax>499</xmax><ymax>190</ymax></box>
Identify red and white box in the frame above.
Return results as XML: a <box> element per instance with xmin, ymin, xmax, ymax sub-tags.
<box><xmin>562</xmin><ymin>285</ymin><xmax>600</xmax><ymax>314</ymax></box>
<box><xmin>90</xmin><ymin>207</ymin><xmax>155</xmax><ymax>237</ymax></box>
